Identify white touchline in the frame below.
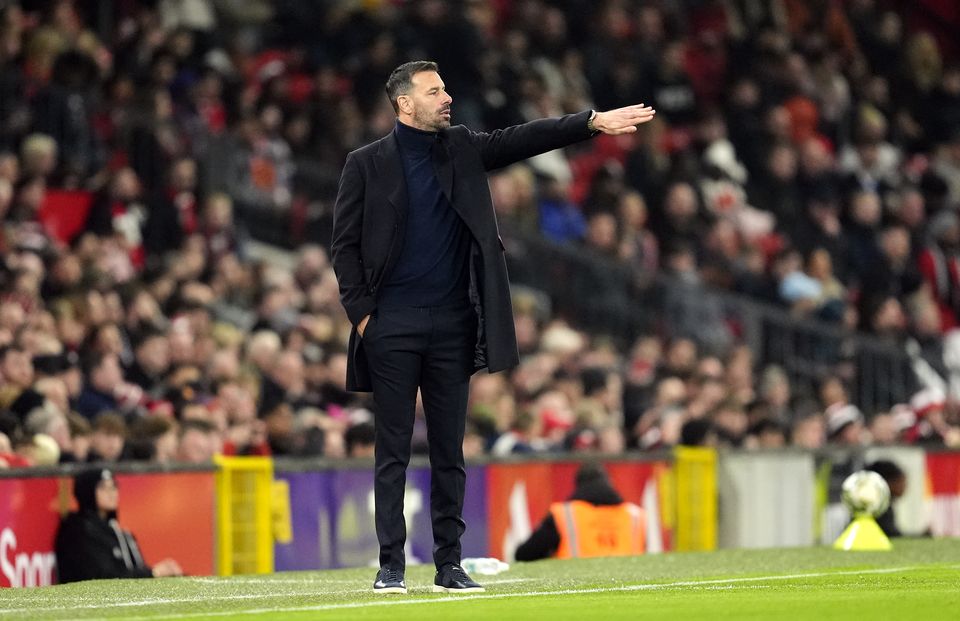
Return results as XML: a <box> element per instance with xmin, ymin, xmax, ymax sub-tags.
<box><xmin>0</xmin><ymin>592</ymin><xmax>311</xmax><ymax>615</ymax></box>
<box><xmin>62</xmin><ymin>565</ymin><xmax>932</xmax><ymax>621</ymax></box>
<box><xmin>0</xmin><ymin>578</ymin><xmax>536</xmax><ymax>615</ymax></box>
<box><xmin>191</xmin><ymin>577</ymin><xmax>358</xmax><ymax>584</ymax></box>
<box><xmin>188</xmin><ymin>576</ymin><xmax>532</xmax><ymax>586</ymax></box>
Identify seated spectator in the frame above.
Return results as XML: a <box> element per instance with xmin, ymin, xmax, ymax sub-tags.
<box><xmin>917</xmin><ymin>210</ymin><xmax>960</xmax><ymax>331</ymax></box>
<box><xmin>791</xmin><ymin>412</ymin><xmax>826</xmax><ymax>450</ymax></box>
<box><xmin>200</xmin><ymin>192</ymin><xmax>245</xmax><ymax>262</ymax></box>
<box><xmin>805</xmin><ymin>247</ymin><xmax>847</xmax><ymax>322</ymax></box>
<box><xmin>55</xmin><ymin>467</ymin><xmax>183</xmax><ymax>583</ymax></box>
<box><xmin>345</xmin><ymin>421</ymin><xmax>375</xmax><ymax>458</ymax></box>
<box><xmin>745</xmin><ymin>418</ymin><xmax>788</xmax><ymax>449</ymax></box>
<box><xmin>537</xmin><ymin>174</ymin><xmax>586</xmax><ymax>244</ymax></box>
<box><xmin>125</xmin><ymin>328</ymin><xmax>171</xmax><ymax>395</ymax></box>
<box><xmin>825</xmin><ymin>404</ymin><xmax>867</xmax><ymax>446</ymax></box>
<box><xmin>515</xmin><ymin>464</ymin><xmax>644</xmax><ymax>561</ymax></box>
<box><xmin>23</xmin><ymin>405</ymin><xmax>71</xmax><ymax>461</ymax></box>
<box><xmin>177</xmin><ymin>419</ymin><xmax>218</xmax><ymax>463</ymax></box>
<box><xmin>0</xmin><ymin>345</ymin><xmax>41</xmax><ymax>417</ymax></box>
<box><xmin>679</xmin><ymin>418</ymin><xmax>717</xmax><ymax>447</ymax></box>
<box><xmin>87</xmin><ymin>413</ymin><xmax>127</xmax><ymax>463</ymax></box>
<box><xmin>125</xmin><ymin>416</ymin><xmax>178</xmax><ymax>463</ymax></box>
<box><xmin>76</xmin><ymin>352</ymin><xmax>125</xmax><ymax>420</ymax></box>
<box><xmin>711</xmin><ymin>400</ymin><xmax>749</xmax><ymax>447</ymax></box>
<box><xmin>66</xmin><ymin>414</ymin><xmax>92</xmax><ymax>462</ymax></box>
<box><xmin>491</xmin><ymin>410</ymin><xmax>543</xmax><ymax>455</ymax></box>
<box><xmin>903</xmin><ymin>388</ymin><xmax>960</xmax><ymax>446</ymax></box>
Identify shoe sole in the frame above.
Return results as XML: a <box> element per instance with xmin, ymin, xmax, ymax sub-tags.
<box><xmin>432</xmin><ymin>586</ymin><xmax>486</xmax><ymax>593</ymax></box>
<box><xmin>373</xmin><ymin>587</ymin><xmax>407</xmax><ymax>594</ymax></box>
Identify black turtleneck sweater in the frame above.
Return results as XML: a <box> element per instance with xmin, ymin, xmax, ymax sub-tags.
<box><xmin>378</xmin><ymin>120</ymin><xmax>471</xmax><ymax>307</ymax></box>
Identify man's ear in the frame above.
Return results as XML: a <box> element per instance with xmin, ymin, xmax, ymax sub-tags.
<box><xmin>397</xmin><ymin>95</ymin><xmax>412</xmax><ymax>115</ymax></box>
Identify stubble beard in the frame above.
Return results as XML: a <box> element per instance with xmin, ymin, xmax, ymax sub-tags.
<box><xmin>413</xmin><ymin>105</ymin><xmax>450</xmax><ymax>131</ymax></box>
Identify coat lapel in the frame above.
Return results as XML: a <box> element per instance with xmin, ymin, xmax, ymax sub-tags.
<box><xmin>375</xmin><ymin>131</ymin><xmax>407</xmax><ymax>217</ymax></box>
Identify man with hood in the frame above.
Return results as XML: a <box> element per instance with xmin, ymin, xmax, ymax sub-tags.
<box><xmin>514</xmin><ymin>463</ymin><xmax>645</xmax><ymax>561</ymax></box>
<box><xmin>54</xmin><ymin>467</ymin><xmax>183</xmax><ymax>582</ymax></box>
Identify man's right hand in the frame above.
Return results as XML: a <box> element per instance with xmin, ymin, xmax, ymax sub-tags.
<box><xmin>152</xmin><ymin>558</ymin><xmax>183</xmax><ymax>577</ymax></box>
<box><xmin>358</xmin><ymin>314</ymin><xmax>371</xmax><ymax>337</ymax></box>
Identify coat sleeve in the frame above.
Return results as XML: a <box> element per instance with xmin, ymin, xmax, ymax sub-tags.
<box><xmin>331</xmin><ymin>153</ymin><xmax>377</xmax><ymax>325</ymax></box>
<box><xmin>465</xmin><ymin>110</ymin><xmax>595</xmax><ymax>172</ymax></box>
<box><xmin>514</xmin><ymin>514</ymin><xmax>561</xmax><ymax>561</ymax></box>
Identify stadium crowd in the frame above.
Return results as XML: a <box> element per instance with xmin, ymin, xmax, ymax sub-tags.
<box><xmin>2</xmin><ymin>0</ymin><xmax>960</xmax><ymax>468</ymax></box>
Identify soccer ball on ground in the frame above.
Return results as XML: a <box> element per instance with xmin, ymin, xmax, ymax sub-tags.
<box><xmin>841</xmin><ymin>470</ymin><xmax>891</xmax><ymax>517</ymax></box>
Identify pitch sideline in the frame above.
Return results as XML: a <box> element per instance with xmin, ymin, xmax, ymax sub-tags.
<box><xmin>94</xmin><ymin>565</ymin><xmax>930</xmax><ymax>621</ymax></box>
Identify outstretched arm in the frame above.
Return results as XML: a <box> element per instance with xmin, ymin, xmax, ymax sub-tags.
<box><xmin>468</xmin><ymin>105</ymin><xmax>656</xmax><ymax>171</ymax></box>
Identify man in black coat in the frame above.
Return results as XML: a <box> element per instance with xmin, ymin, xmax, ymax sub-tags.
<box><xmin>331</xmin><ymin>60</ymin><xmax>654</xmax><ymax>594</ymax></box>
<box><xmin>54</xmin><ymin>467</ymin><xmax>183</xmax><ymax>583</ymax></box>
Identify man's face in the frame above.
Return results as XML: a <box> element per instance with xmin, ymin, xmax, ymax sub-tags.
<box><xmin>92</xmin><ymin>431</ymin><xmax>124</xmax><ymax>461</ymax></box>
<box><xmin>93</xmin><ymin>355</ymin><xmax>123</xmax><ymax>391</ymax></box>
<box><xmin>179</xmin><ymin>429</ymin><xmax>214</xmax><ymax>463</ymax></box>
<box><xmin>137</xmin><ymin>336</ymin><xmax>170</xmax><ymax>375</ymax></box>
<box><xmin>401</xmin><ymin>71</ymin><xmax>452</xmax><ymax>131</ymax></box>
<box><xmin>1</xmin><ymin>350</ymin><xmax>33</xmax><ymax>388</ymax></box>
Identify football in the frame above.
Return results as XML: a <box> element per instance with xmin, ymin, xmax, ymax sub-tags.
<box><xmin>841</xmin><ymin>470</ymin><xmax>891</xmax><ymax>517</ymax></box>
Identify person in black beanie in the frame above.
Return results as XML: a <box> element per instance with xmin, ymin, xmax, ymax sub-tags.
<box><xmin>54</xmin><ymin>467</ymin><xmax>183</xmax><ymax>583</ymax></box>
<box><xmin>866</xmin><ymin>460</ymin><xmax>907</xmax><ymax>538</ymax></box>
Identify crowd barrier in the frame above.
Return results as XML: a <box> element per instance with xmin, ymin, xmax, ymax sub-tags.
<box><xmin>273</xmin><ymin>454</ymin><xmax>676</xmax><ymax>570</ymax></box>
<box><xmin>0</xmin><ymin>464</ymin><xmax>215</xmax><ymax>587</ymax></box>
<box><xmin>1</xmin><ymin>449</ymin><xmax>958</xmax><ymax>587</ymax></box>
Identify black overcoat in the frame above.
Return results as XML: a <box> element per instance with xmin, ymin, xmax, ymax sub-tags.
<box><xmin>331</xmin><ymin>110</ymin><xmax>594</xmax><ymax>391</ymax></box>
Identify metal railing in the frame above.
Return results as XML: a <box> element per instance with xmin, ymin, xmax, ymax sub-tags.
<box><xmin>503</xmin><ymin>230</ymin><xmax>917</xmax><ymax>414</ymax></box>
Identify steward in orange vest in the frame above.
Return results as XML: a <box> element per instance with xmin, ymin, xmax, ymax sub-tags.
<box><xmin>515</xmin><ymin>464</ymin><xmax>645</xmax><ymax>561</ymax></box>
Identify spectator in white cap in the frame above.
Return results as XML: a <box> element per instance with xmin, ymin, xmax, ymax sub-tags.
<box><xmin>825</xmin><ymin>403</ymin><xmax>866</xmax><ymax>446</ymax></box>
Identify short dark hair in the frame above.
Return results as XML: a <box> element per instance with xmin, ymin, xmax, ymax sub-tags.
<box><xmin>81</xmin><ymin>350</ymin><xmax>114</xmax><ymax>378</ymax></box>
<box><xmin>180</xmin><ymin>418</ymin><xmax>215</xmax><ymax>436</ymax></box>
<box><xmin>385</xmin><ymin>61</ymin><xmax>438</xmax><ymax>114</ymax></box>
<box><xmin>345</xmin><ymin>422</ymin><xmax>375</xmax><ymax>455</ymax></box>
<box><xmin>92</xmin><ymin>412</ymin><xmax>127</xmax><ymax>437</ymax></box>
<box><xmin>866</xmin><ymin>460</ymin><xmax>905</xmax><ymax>483</ymax></box>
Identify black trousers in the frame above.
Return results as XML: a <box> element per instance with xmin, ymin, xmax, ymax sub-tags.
<box><xmin>361</xmin><ymin>302</ymin><xmax>476</xmax><ymax>570</ymax></box>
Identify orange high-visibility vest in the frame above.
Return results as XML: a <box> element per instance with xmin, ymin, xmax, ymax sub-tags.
<box><xmin>549</xmin><ymin>500</ymin><xmax>645</xmax><ymax>559</ymax></box>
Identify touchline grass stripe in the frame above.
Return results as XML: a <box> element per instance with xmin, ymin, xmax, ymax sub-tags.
<box><xmin>80</xmin><ymin>565</ymin><xmax>929</xmax><ymax>621</ymax></box>
<box><xmin>4</xmin><ymin>540</ymin><xmax>958</xmax><ymax>621</ymax></box>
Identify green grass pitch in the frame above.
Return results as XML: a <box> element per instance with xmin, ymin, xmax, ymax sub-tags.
<box><xmin>3</xmin><ymin>539</ymin><xmax>959</xmax><ymax>620</ymax></box>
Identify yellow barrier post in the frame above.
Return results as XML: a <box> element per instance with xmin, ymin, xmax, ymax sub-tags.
<box><xmin>673</xmin><ymin>446</ymin><xmax>718</xmax><ymax>551</ymax></box>
<box><xmin>215</xmin><ymin>455</ymin><xmax>275</xmax><ymax>576</ymax></box>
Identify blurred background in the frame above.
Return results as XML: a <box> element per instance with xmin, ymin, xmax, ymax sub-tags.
<box><xmin>0</xmin><ymin>0</ymin><xmax>959</xmax><ymax>464</ymax></box>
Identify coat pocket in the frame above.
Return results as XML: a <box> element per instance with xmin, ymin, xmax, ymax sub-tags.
<box><xmin>364</xmin><ymin>267</ymin><xmax>375</xmax><ymax>293</ymax></box>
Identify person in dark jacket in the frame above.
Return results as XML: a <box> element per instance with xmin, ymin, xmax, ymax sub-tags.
<box><xmin>515</xmin><ymin>463</ymin><xmax>644</xmax><ymax>561</ymax></box>
<box><xmin>54</xmin><ymin>467</ymin><xmax>183</xmax><ymax>583</ymax></box>
<box><xmin>331</xmin><ymin>60</ymin><xmax>655</xmax><ymax>594</ymax></box>
<box><xmin>866</xmin><ymin>460</ymin><xmax>906</xmax><ymax>538</ymax></box>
